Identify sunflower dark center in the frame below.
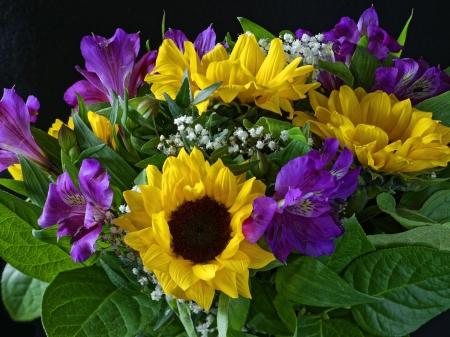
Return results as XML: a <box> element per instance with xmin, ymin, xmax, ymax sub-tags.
<box><xmin>168</xmin><ymin>196</ymin><xmax>231</xmax><ymax>264</ymax></box>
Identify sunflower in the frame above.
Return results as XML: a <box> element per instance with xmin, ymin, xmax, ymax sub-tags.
<box><xmin>145</xmin><ymin>34</ymin><xmax>319</xmax><ymax>117</ymax></box>
<box><xmin>115</xmin><ymin>147</ymin><xmax>275</xmax><ymax>309</ymax></box>
<box><xmin>293</xmin><ymin>85</ymin><xmax>450</xmax><ymax>173</ymax></box>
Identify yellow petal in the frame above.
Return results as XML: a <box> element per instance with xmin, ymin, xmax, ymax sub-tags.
<box><xmin>208</xmin><ymin>268</ymin><xmax>238</xmax><ymax>298</ymax></box>
<box><xmin>230</xmin><ymin>34</ymin><xmax>265</xmax><ymax>77</ymax></box>
<box><xmin>339</xmin><ymin>85</ymin><xmax>362</xmax><ymax>125</ymax></box>
<box><xmin>354</xmin><ymin>124</ymin><xmax>389</xmax><ymax>153</ymax></box>
<box><xmin>192</xmin><ymin>262</ymin><xmax>222</xmax><ymax>281</ymax></box>
<box><xmin>140</xmin><ymin>185</ymin><xmax>163</xmax><ymax>216</ymax></box>
<box><xmin>154</xmin><ymin>270</ymin><xmax>178</xmax><ymax>295</ymax></box>
<box><xmin>7</xmin><ymin>164</ymin><xmax>22</xmax><ymax>181</ymax></box>
<box><xmin>255</xmin><ymin>93</ymin><xmax>282</xmax><ymax>115</ymax></box>
<box><xmin>236</xmin><ymin>269</ymin><xmax>252</xmax><ymax>298</ymax></box>
<box><xmin>230</xmin><ymin>204</ymin><xmax>253</xmax><ymax>234</ymax></box>
<box><xmin>123</xmin><ymin>190</ymin><xmax>145</xmax><ymax>213</ymax></box>
<box><xmin>239</xmin><ymin>240</ymin><xmax>275</xmax><ymax>269</ymax></box>
<box><xmin>183</xmin><ymin>181</ymin><xmax>206</xmax><ymax>201</ymax></box>
<box><xmin>185</xmin><ymin>280</ymin><xmax>216</xmax><ymax>310</ymax></box>
<box><xmin>220</xmin><ymin>232</ymin><xmax>244</xmax><ymax>259</ymax></box>
<box><xmin>216</xmin><ymin>250</ymin><xmax>250</xmax><ymax>274</ymax></box>
<box><xmin>360</xmin><ymin>91</ymin><xmax>391</xmax><ymax>128</ymax></box>
<box><xmin>202</xmin><ymin>44</ymin><xmax>229</xmax><ymax>69</ymax></box>
<box><xmin>309</xmin><ymin>88</ymin><xmax>329</xmax><ymax>112</ymax></box>
<box><xmin>152</xmin><ymin>211</ymin><xmax>172</xmax><ymax>253</ymax></box>
<box><xmin>213</xmin><ymin>167</ymin><xmax>237</xmax><ymax>208</ymax></box>
<box><xmin>205</xmin><ymin>158</ymin><xmax>225</xmax><ymax>197</ymax></box>
<box><xmin>115</xmin><ymin>211</ymin><xmax>151</xmax><ymax>231</ymax></box>
<box><xmin>143</xmin><ymin>244</ymin><xmax>174</xmax><ymax>272</ymax></box>
<box><xmin>169</xmin><ymin>258</ymin><xmax>199</xmax><ymax>291</ymax></box>
<box><xmin>228</xmin><ymin>177</ymin><xmax>256</xmax><ymax>214</ymax></box>
<box><xmin>255</xmin><ymin>38</ymin><xmax>285</xmax><ymax>85</ymax></box>
<box><xmin>161</xmin><ymin>166</ymin><xmax>185</xmax><ymax>211</ymax></box>
<box><xmin>124</xmin><ymin>227</ymin><xmax>155</xmax><ymax>253</ymax></box>
<box><xmin>146</xmin><ymin>165</ymin><xmax>162</xmax><ymax>188</ymax></box>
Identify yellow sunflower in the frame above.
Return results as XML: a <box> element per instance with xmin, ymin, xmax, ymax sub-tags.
<box><xmin>145</xmin><ymin>34</ymin><xmax>320</xmax><ymax>117</ymax></box>
<box><xmin>293</xmin><ymin>85</ymin><xmax>450</xmax><ymax>173</ymax></box>
<box><xmin>115</xmin><ymin>147</ymin><xmax>275</xmax><ymax>310</ymax></box>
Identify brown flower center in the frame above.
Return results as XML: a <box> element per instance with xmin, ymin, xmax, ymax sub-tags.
<box><xmin>168</xmin><ymin>196</ymin><xmax>231</xmax><ymax>264</ymax></box>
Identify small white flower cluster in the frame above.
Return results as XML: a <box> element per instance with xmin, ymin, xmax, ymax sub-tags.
<box><xmin>227</xmin><ymin>126</ymin><xmax>287</xmax><ymax>157</ymax></box>
<box><xmin>158</xmin><ymin>116</ymin><xmax>229</xmax><ymax>156</ymax></box>
<box><xmin>196</xmin><ymin>314</ymin><xmax>216</xmax><ymax>337</ymax></box>
<box><xmin>258</xmin><ymin>32</ymin><xmax>334</xmax><ymax>81</ymax></box>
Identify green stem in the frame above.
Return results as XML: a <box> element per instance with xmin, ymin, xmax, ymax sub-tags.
<box><xmin>157</xmin><ymin>317</ymin><xmax>175</xmax><ymax>337</ymax></box>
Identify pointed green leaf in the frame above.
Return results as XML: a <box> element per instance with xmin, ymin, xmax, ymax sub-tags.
<box><xmin>318</xmin><ymin>60</ymin><xmax>354</xmax><ymax>88</ymax></box>
<box><xmin>237</xmin><ymin>17</ymin><xmax>276</xmax><ymax>40</ymax></box>
<box><xmin>1</xmin><ymin>263</ymin><xmax>49</xmax><ymax>322</ymax></box>
<box><xmin>192</xmin><ymin>81</ymin><xmax>223</xmax><ymax>105</ymax></box>
<box><xmin>414</xmin><ymin>91</ymin><xmax>450</xmax><ymax>127</ymax></box>
<box><xmin>74</xmin><ymin>93</ymin><xmax>90</xmax><ymax>127</ymax></box>
<box><xmin>349</xmin><ymin>46</ymin><xmax>381</xmax><ymax>92</ymax></box>
<box><xmin>344</xmin><ymin>247</ymin><xmax>450</xmax><ymax>336</ymax></box>
<box><xmin>41</xmin><ymin>266</ymin><xmax>160</xmax><ymax>337</ymax></box>
<box><xmin>217</xmin><ymin>292</ymin><xmax>229</xmax><ymax>337</ymax></box>
<box><xmin>30</xmin><ymin>126</ymin><xmax>62</xmax><ymax>169</ymax></box>
<box><xmin>176</xmin><ymin>69</ymin><xmax>192</xmax><ymax>108</ymax></box>
<box><xmin>392</xmin><ymin>9</ymin><xmax>413</xmax><ymax>58</ymax></box>
<box><xmin>225</xmin><ymin>160</ymin><xmax>259</xmax><ymax>176</ymax></box>
<box><xmin>163</xmin><ymin>93</ymin><xmax>184</xmax><ymax>118</ymax></box>
<box><xmin>18</xmin><ymin>155</ymin><xmax>50</xmax><ymax>207</ymax></box>
<box><xmin>135</xmin><ymin>154</ymin><xmax>167</xmax><ymax>170</ymax></box>
<box><xmin>0</xmin><ymin>178</ymin><xmax>28</xmax><ymax>197</ymax></box>
<box><xmin>175</xmin><ymin>300</ymin><xmax>197</xmax><ymax>337</ymax></box>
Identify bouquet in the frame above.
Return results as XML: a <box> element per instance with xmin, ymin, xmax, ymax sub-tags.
<box><xmin>2</xmin><ymin>5</ymin><xmax>450</xmax><ymax>337</ymax></box>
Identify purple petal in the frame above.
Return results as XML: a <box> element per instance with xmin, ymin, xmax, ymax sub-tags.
<box><xmin>70</xmin><ymin>225</ymin><xmax>102</xmax><ymax>262</ymax></box>
<box><xmin>330</xmin><ymin>167</ymin><xmax>361</xmax><ymax>200</ymax></box>
<box><xmin>330</xmin><ymin>147</ymin><xmax>353</xmax><ymax>179</ymax></box>
<box><xmin>128</xmin><ymin>50</ymin><xmax>158</xmax><ymax>98</ymax></box>
<box><xmin>78</xmin><ymin>159</ymin><xmax>113</xmax><ymax>210</ymax></box>
<box><xmin>26</xmin><ymin>95</ymin><xmax>39</xmax><ymax>123</ymax></box>
<box><xmin>280</xmin><ymin>188</ymin><xmax>303</xmax><ymax>213</ymax></box>
<box><xmin>0</xmin><ymin>89</ymin><xmax>48</xmax><ymax>165</ymax></box>
<box><xmin>307</xmin><ymin>138</ymin><xmax>340</xmax><ymax>170</ymax></box>
<box><xmin>80</xmin><ymin>28</ymin><xmax>137</xmax><ymax>99</ymax></box>
<box><xmin>357</xmin><ymin>5</ymin><xmax>379</xmax><ymax>36</ymax></box>
<box><xmin>285</xmin><ymin>194</ymin><xmax>332</xmax><ymax>218</ymax></box>
<box><xmin>0</xmin><ymin>150</ymin><xmax>19</xmax><ymax>172</ymax></box>
<box><xmin>274</xmin><ymin>156</ymin><xmax>311</xmax><ymax>197</ymax></box>
<box><xmin>57</xmin><ymin>214</ymin><xmax>85</xmax><ymax>238</ymax></box>
<box><xmin>367</xmin><ymin>24</ymin><xmax>402</xmax><ymax>62</ymax></box>
<box><xmin>404</xmin><ymin>67</ymin><xmax>441</xmax><ymax>104</ymax></box>
<box><xmin>84</xmin><ymin>203</ymin><xmax>106</xmax><ymax>229</ymax></box>
<box><xmin>372</xmin><ymin>67</ymin><xmax>398</xmax><ymax>94</ymax></box>
<box><xmin>242</xmin><ymin>196</ymin><xmax>277</xmax><ymax>244</ymax></box>
<box><xmin>323</xmin><ymin>17</ymin><xmax>360</xmax><ymax>44</ymax></box>
<box><xmin>264</xmin><ymin>213</ymin><xmax>297</xmax><ymax>263</ymax></box>
<box><xmin>391</xmin><ymin>58</ymin><xmax>419</xmax><ymax>96</ymax></box>
<box><xmin>295</xmin><ymin>29</ymin><xmax>312</xmax><ymax>40</ymax></box>
<box><xmin>164</xmin><ymin>29</ymin><xmax>188</xmax><ymax>52</ymax></box>
<box><xmin>64</xmin><ymin>80</ymin><xmax>110</xmax><ymax>107</ymax></box>
<box><xmin>194</xmin><ymin>25</ymin><xmax>216</xmax><ymax>60</ymax></box>
<box><xmin>318</xmin><ymin>71</ymin><xmax>344</xmax><ymax>92</ymax></box>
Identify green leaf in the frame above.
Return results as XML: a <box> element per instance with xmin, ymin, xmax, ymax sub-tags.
<box><xmin>0</xmin><ymin>190</ymin><xmax>82</xmax><ymax>282</ymax></box>
<box><xmin>61</xmin><ymin>151</ymin><xmax>80</xmax><ymax>190</ymax></box>
<box><xmin>18</xmin><ymin>155</ymin><xmax>50</xmax><ymax>207</ymax></box>
<box><xmin>176</xmin><ymin>69</ymin><xmax>192</xmax><ymax>108</ymax></box>
<box><xmin>368</xmin><ymin>226</ymin><xmax>450</xmax><ymax>251</ymax></box>
<box><xmin>1</xmin><ymin>263</ymin><xmax>48</xmax><ymax>321</ymax></box>
<box><xmin>85</xmin><ymin>101</ymin><xmax>111</xmax><ymax>113</ymax></box>
<box><xmin>135</xmin><ymin>154</ymin><xmax>167</xmax><ymax>170</ymax></box>
<box><xmin>273</xmin><ymin>294</ymin><xmax>297</xmax><ymax>334</ymax></box>
<box><xmin>73</xmin><ymin>113</ymin><xmax>137</xmax><ymax>191</ymax></box>
<box><xmin>217</xmin><ymin>292</ymin><xmax>229</xmax><ymax>337</ymax></box>
<box><xmin>275</xmin><ymin>256</ymin><xmax>382</xmax><ymax>307</ymax></box>
<box><xmin>163</xmin><ymin>93</ymin><xmax>184</xmax><ymax>119</ymax></box>
<box><xmin>296</xmin><ymin>317</ymin><xmax>364</xmax><ymax>337</ymax></box>
<box><xmin>99</xmin><ymin>258</ymin><xmax>139</xmax><ymax>293</ymax></box>
<box><xmin>237</xmin><ymin>17</ymin><xmax>276</xmax><ymax>41</ymax></box>
<box><xmin>415</xmin><ymin>91</ymin><xmax>450</xmax><ymax>127</ymax></box>
<box><xmin>317</xmin><ymin>215</ymin><xmax>375</xmax><ymax>274</ymax></box>
<box><xmin>279</xmin><ymin>139</ymin><xmax>310</xmax><ymax>166</ymax></box>
<box><xmin>392</xmin><ymin>9</ymin><xmax>413</xmax><ymax>58</ymax></box>
<box><xmin>32</xmin><ymin>225</ymin><xmax>71</xmax><ymax>250</ymax></box>
<box><xmin>0</xmin><ymin>178</ymin><xmax>28</xmax><ymax>197</ymax></box>
<box><xmin>287</xmin><ymin>126</ymin><xmax>307</xmax><ymax>143</ymax></box>
<box><xmin>30</xmin><ymin>126</ymin><xmax>62</xmax><ymax>169</ymax></box>
<box><xmin>175</xmin><ymin>300</ymin><xmax>197</xmax><ymax>337</ymax></box>
<box><xmin>153</xmin><ymin>299</ymin><xmax>174</xmax><ymax>331</ymax></box>
<box><xmin>224</xmin><ymin>295</ymin><xmax>249</xmax><ymax>332</ymax></box>
<box><xmin>42</xmin><ymin>266</ymin><xmax>160</xmax><ymax>337</ymax></box>
<box><xmin>192</xmin><ymin>81</ymin><xmax>222</xmax><ymax>105</ymax></box>
<box><xmin>73</xmin><ymin>143</ymin><xmax>106</xmax><ymax>165</ymax></box>
<box><xmin>225</xmin><ymin>160</ymin><xmax>259</xmax><ymax>176</ymax></box>
<box><xmin>224</xmin><ymin>32</ymin><xmax>236</xmax><ymax>53</ymax></box>
<box><xmin>349</xmin><ymin>46</ymin><xmax>381</xmax><ymax>91</ymax></box>
<box><xmin>250</xmin><ymin>117</ymin><xmax>293</xmax><ymax>140</ymax></box>
<box><xmin>74</xmin><ymin>93</ymin><xmax>90</xmax><ymax>127</ymax></box>
<box><xmin>400</xmin><ymin>182</ymin><xmax>450</xmax><ymax>209</ymax></box>
<box><xmin>343</xmin><ymin>247</ymin><xmax>450</xmax><ymax>336</ymax></box>
<box><xmin>318</xmin><ymin>60</ymin><xmax>354</xmax><ymax>88</ymax></box>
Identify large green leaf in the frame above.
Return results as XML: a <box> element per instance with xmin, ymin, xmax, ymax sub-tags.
<box><xmin>237</xmin><ymin>17</ymin><xmax>276</xmax><ymax>41</ymax></box>
<box><xmin>275</xmin><ymin>256</ymin><xmax>381</xmax><ymax>307</ymax></box>
<box><xmin>0</xmin><ymin>190</ymin><xmax>81</xmax><ymax>282</ymax></box>
<box><xmin>30</xmin><ymin>126</ymin><xmax>62</xmax><ymax>169</ymax></box>
<box><xmin>228</xmin><ymin>295</ymin><xmax>250</xmax><ymax>331</ymax></box>
<box><xmin>1</xmin><ymin>263</ymin><xmax>48</xmax><ymax>321</ymax></box>
<box><xmin>18</xmin><ymin>154</ymin><xmax>51</xmax><ymax>207</ymax></box>
<box><xmin>42</xmin><ymin>266</ymin><xmax>160</xmax><ymax>337</ymax></box>
<box><xmin>343</xmin><ymin>247</ymin><xmax>450</xmax><ymax>336</ymax></box>
<box><xmin>414</xmin><ymin>91</ymin><xmax>450</xmax><ymax>126</ymax></box>
<box><xmin>296</xmin><ymin>317</ymin><xmax>364</xmax><ymax>337</ymax></box>
<box><xmin>368</xmin><ymin>226</ymin><xmax>450</xmax><ymax>251</ymax></box>
<box><xmin>318</xmin><ymin>60</ymin><xmax>354</xmax><ymax>88</ymax></box>
<box><xmin>391</xmin><ymin>9</ymin><xmax>413</xmax><ymax>58</ymax></box>
<box><xmin>349</xmin><ymin>46</ymin><xmax>381</xmax><ymax>92</ymax></box>
<box><xmin>318</xmin><ymin>216</ymin><xmax>375</xmax><ymax>274</ymax></box>
<box><xmin>73</xmin><ymin>114</ymin><xmax>137</xmax><ymax>191</ymax></box>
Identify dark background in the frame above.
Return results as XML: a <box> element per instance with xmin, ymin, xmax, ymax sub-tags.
<box><xmin>1</xmin><ymin>0</ymin><xmax>450</xmax><ymax>336</ymax></box>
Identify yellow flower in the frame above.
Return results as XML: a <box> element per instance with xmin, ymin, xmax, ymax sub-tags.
<box><xmin>48</xmin><ymin>117</ymin><xmax>74</xmax><ymax>138</ymax></box>
<box><xmin>7</xmin><ymin>164</ymin><xmax>22</xmax><ymax>181</ymax></box>
<box><xmin>145</xmin><ymin>34</ymin><xmax>319</xmax><ymax>117</ymax></box>
<box><xmin>115</xmin><ymin>147</ymin><xmax>275</xmax><ymax>310</ymax></box>
<box><xmin>293</xmin><ymin>85</ymin><xmax>450</xmax><ymax>173</ymax></box>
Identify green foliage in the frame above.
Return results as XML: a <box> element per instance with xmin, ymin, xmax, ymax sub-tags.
<box><xmin>296</xmin><ymin>317</ymin><xmax>364</xmax><ymax>337</ymax></box>
<box><xmin>0</xmin><ymin>190</ymin><xmax>81</xmax><ymax>282</ymax></box>
<box><xmin>42</xmin><ymin>266</ymin><xmax>160</xmax><ymax>337</ymax></box>
<box><xmin>237</xmin><ymin>17</ymin><xmax>276</xmax><ymax>41</ymax></box>
<box><xmin>0</xmin><ymin>178</ymin><xmax>28</xmax><ymax>197</ymax></box>
<box><xmin>349</xmin><ymin>46</ymin><xmax>381</xmax><ymax>91</ymax></box>
<box><xmin>30</xmin><ymin>126</ymin><xmax>62</xmax><ymax>169</ymax></box>
<box><xmin>392</xmin><ymin>9</ymin><xmax>414</xmax><ymax>58</ymax></box>
<box><xmin>18</xmin><ymin>155</ymin><xmax>51</xmax><ymax>207</ymax></box>
<box><xmin>1</xmin><ymin>263</ymin><xmax>48</xmax><ymax>321</ymax></box>
<box><xmin>415</xmin><ymin>91</ymin><xmax>450</xmax><ymax>127</ymax></box>
<box><xmin>318</xmin><ymin>60</ymin><xmax>354</xmax><ymax>88</ymax></box>
<box><xmin>344</xmin><ymin>247</ymin><xmax>450</xmax><ymax>336</ymax></box>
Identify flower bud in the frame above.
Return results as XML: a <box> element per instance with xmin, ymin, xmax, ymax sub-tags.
<box><xmin>68</xmin><ymin>145</ymin><xmax>81</xmax><ymax>162</ymax></box>
<box><xmin>137</xmin><ymin>98</ymin><xmax>159</xmax><ymax>119</ymax></box>
<box><xmin>58</xmin><ymin>124</ymin><xmax>77</xmax><ymax>153</ymax></box>
<box><xmin>250</xmin><ymin>150</ymin><xmax>269</xmax><ymax>179</ymax></box>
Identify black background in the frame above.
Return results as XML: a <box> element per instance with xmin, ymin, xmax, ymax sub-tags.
<box><xmin>1</xmin><ymin>0</ymin><xmax>450</xmax><ymax>336</ymax></box>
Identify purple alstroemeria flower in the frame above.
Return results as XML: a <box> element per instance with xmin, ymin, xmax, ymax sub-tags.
<box><xmin>38</xmin><ymin>158</ymin><xmax>113</xmax><ymax>262</ymax></box>
<box><xmin>164</xmin><ymin>25</ymin><xmax>218</xmax><ymax>60</ymax></box>
<box><xmin>0</xmin><ymin>88</ymin><xmax>55</xmax><ymax>173</ymax></box>
<box><xmin>242</xmin><ymin>138</ymin><xmax>361</xmax><ymax>263</ymax></box>
<box><xmin>64</xmin><ymin>28</ymin><xmax>158</xmax><ymax>107</ymax></box>
<box><xmin>371</xmin><ymin>57</ymin><xmax>450</xmax><ymax>105</ymax></box>
<box><xmin>25</xmin><ymin>95</ymin><xmax>39</xmax><ymax>123</ymax></box>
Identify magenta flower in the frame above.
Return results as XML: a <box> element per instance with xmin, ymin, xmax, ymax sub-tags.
<box><xmin>64</xmin><ymin>28</ymin><xmax>158</xmax><ymax>107</ymax></box>
<box><xmin>38</xmin><ymin>159</ymin><xmax>113</xmax><ymax>262</ymax></box>
<box><xmin>371</xmin><ymin>57</ymin><xmax>450</xmax><ymax>105</ymax></box>
<box><xmin>0</xmin><ymin>88</ymin><xmax>53</xmax><ymax>173</ymax></box>
<box><xmin>242</xmin><ymin>138</ymin><xmax>361</xmax><ymax>262</ymax></box>
<box><xmin>164</xmin><ymin>25</ymin><xmax>220</xmax><ymax>59</ymax></box>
